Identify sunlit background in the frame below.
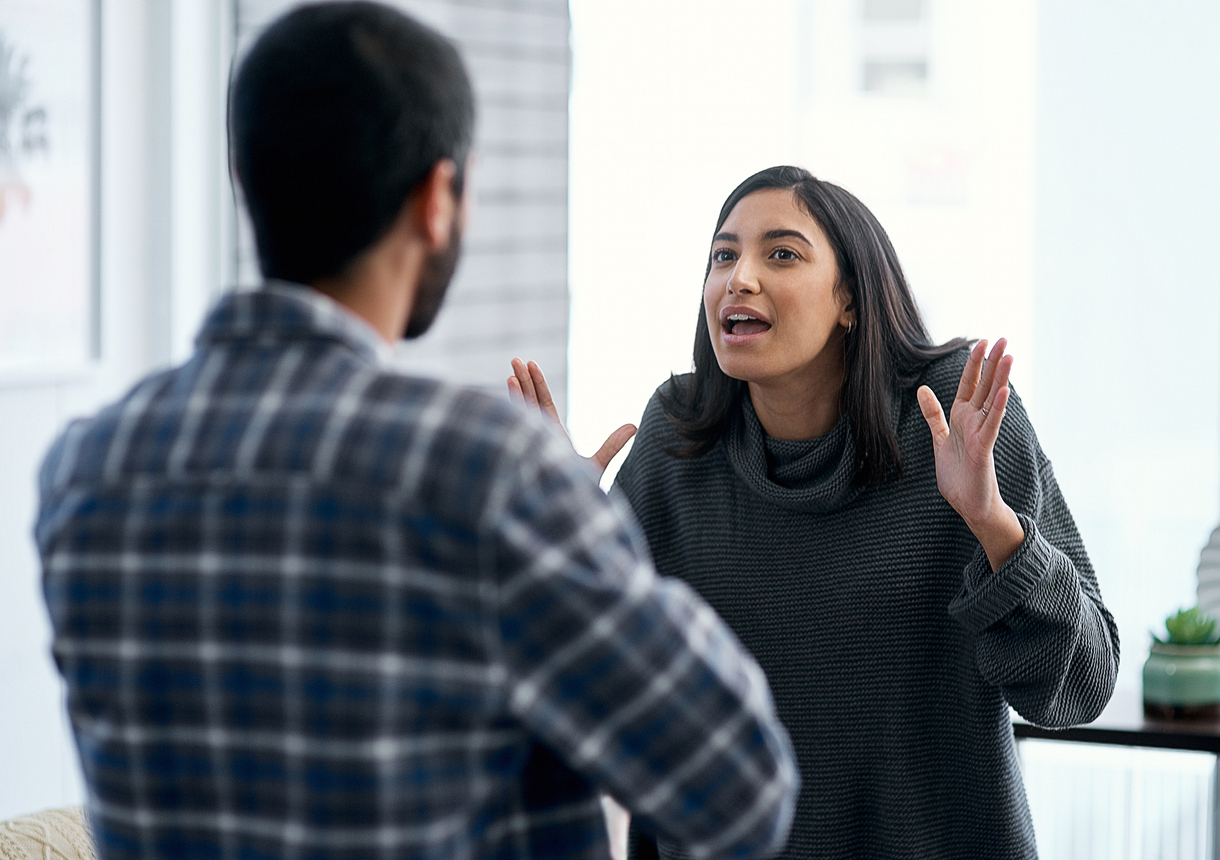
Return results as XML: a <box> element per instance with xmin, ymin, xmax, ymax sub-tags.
<box><xmin>570</xmin><ymin>0</ymin><xmax>1220</xmax><ymax>707</ymax></box>
<box><xmin>1</xmin><ymin>1</ymin><xmax>1218</xmax><ymax>856</ymax></box>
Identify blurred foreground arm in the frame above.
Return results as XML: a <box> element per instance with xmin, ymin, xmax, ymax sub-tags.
<box><xmin>490</xmin><ymin>421</ymin><xmax>799</xmax><ymax>859</ymax></box>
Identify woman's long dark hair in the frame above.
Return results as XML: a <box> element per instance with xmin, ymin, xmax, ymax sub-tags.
<box><xmin>659</xmin><ymin>165</ymin><xmax>968</xmax><ymax>484</ymax></box>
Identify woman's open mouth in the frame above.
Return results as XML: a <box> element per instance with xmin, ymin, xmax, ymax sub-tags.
<box><xmin>724</xmin><ymin>314</ymin><xmax>771</xmax><ymax>336</ymax></box>
<box><xmin>719</xmin><ymin>308</ymin><xmax>772</xmax><ymax>344</ymax></box>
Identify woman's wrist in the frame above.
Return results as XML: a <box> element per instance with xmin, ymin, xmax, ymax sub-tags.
<box><xmin>963</xmin><ymin>502</ymin><xmax>1026</xmax><ymax>572</ymax></box>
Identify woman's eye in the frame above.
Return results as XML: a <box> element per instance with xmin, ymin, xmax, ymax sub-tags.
<box><xmin>772</xmin><ymin>248</ymin><xmax>798</xmax><ymax>261</ymax></box>
<box><xmin>712</xmin><ymin>248</ymin><xmax>737</xmax><ymax>263</ymax></box>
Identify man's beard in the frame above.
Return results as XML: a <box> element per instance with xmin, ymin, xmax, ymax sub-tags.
<box><xmin>403</xmin><ymin>218</ymin><xmax>462</xmax><ymax>340</ymax></box>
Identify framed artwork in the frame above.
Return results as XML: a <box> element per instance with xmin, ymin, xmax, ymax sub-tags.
<box><xmin>0</xmin><ymin>0</ymin><xmax>98</xmax><ymax>375</ymax></box>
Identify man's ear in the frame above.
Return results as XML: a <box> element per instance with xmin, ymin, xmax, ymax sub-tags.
<box><xmin>414</xmin><ymin>158</ymin><xmax>459</xmax><ymax>251</ymax></box>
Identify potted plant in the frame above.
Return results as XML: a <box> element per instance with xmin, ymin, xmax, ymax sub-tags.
<box><xmin>1143</xmin><ymin>606</ymin><xmax>1220</xmax><ymax>720</ymax></box>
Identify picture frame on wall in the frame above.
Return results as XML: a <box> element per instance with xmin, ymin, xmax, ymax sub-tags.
<box><xmin>0</xmin><ymin>0</ymin><xmax>99</xmax><ymax>379</ymax></box>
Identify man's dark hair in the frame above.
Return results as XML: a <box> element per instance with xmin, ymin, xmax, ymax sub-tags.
<box><xmin>230</xmin><ymin>1</ymin><xmax>474</xmax><ymax>284</ymax></box>
<box><xmin>660</xmin><ymin>165</ymin><xmax>970</xmax><ymax>484</ymax></box>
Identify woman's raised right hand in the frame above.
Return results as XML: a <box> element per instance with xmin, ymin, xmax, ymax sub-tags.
<box><xmin>508</xmin><ymin>358</ymin><xmax>637</xmax><ymax>478</ymax></box>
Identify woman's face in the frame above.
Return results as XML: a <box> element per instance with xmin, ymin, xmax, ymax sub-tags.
<box><xmin>703</xmin><ymin>188</ymin><xmax>854</xmax><ymax>389</ymax></box>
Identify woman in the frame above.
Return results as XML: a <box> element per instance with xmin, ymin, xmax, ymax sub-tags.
<box><xmin>510</xmin><ymin>166</ymin><xmax>1118</xmax><ymax>859</ymax></box>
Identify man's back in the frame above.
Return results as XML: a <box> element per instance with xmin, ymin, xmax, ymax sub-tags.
<box><xmin>38</xmin><ymin>286</ymin><xmax>797</xmax><ymax>860</ymax></box>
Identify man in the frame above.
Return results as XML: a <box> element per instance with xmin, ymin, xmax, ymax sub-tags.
<box><xmin>35</xmin><ymin>4</ymin><xmax>797</xmax><ymax>859</ymax></box>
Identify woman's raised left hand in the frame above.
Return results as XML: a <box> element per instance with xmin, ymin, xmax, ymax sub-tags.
<box><xmin>916</xmin><ymin>339</ymin><xmax>1026</xmax><ymax>571</ymax></box>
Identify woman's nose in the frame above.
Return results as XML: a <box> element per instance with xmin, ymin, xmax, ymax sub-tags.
<box><xmin>727</xmin><ymin>259</ymin><xmax>760</xmax><ymax>294</ymax></box>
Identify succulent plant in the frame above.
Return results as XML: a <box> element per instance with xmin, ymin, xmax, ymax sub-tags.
<box><xmin>1154</xmin><ymin>606</ymin><xmax>1220</xmax><ymax>646</ymax></box>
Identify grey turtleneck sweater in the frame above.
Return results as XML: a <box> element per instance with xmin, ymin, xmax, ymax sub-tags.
<box><xmin>612</xmin><ymin>349</ymin><xmax>1119</xmax><ymax>860</ymax></box>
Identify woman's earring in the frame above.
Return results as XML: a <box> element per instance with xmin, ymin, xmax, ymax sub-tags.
<box><xmin>846</xmin><ymin>320</ymin><xmax>855</xmax><ymax>335</ymax></box>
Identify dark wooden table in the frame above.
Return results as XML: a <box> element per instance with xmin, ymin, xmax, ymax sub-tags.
<box><xmin>1013</xmin><ymin>688</ymin><xmax>1220</xmax><ymax>753</ymax></box>
<box><xmin>1014</xmin><ymin>688</ymin><xmax>1220</xmax><ymax>858</ymax></box>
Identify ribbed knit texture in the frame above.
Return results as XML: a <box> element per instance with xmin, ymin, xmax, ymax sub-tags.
<box><xmin>613</xmin><ymin>349</ymin><xmax>1120</xmax><ymax>860</ymax></box>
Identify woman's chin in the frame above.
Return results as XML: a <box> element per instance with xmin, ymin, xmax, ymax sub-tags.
<box><xmin>713</xmin><ymin>356</ymin><xmax>766</xmax><ymax>385</ymax></box>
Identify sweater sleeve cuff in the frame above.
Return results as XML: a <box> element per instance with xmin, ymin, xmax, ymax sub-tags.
<box><xmin>948</xmin><ymin>513</ymin><xmax>1056</xmax><ymax>634</ymax></box>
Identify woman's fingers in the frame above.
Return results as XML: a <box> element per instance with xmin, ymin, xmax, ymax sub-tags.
<box><xmin>954</xmin><ymin>340</ymin><xmax>987</xmax><ymax>404</ymax></box>
<box><xmin>510</xmin><ymin>357</ymin><xmax>539</xmax><ymax>405</ymax></box>
<box><xmin>977</xmin><ymin>352</ymin><xmax>1013</xmax><ymax>441</ymax></box>
<box><xmin>971</xmin><ymin>338</ymin><xmax>1007</xmax><ymax>410</ymax></box>
<box><xmin>976</xmin><ymin>352</ymin><xmax>1012</xmax><ymax>441</ymax></box>
<box><xmin>981</xmin><ymin>386</ymin><xmax>1011</xmax><ymax>447</ymax></box>
<box><xmin>508</xmin><ymin>359</ymin><xmax>634</xmax><ymax>475</ymax></box>
<box><xmin>917</xmin><ymin>385</ymin><xmax>950</xmax><ymax>446</ymax></box>
<box><xmin>509</xmin><ymin>357</ymin><xmax>564</xmax><ymax>426</ymax></box>
<box><xmin>979</xmin><ymin>353</ymin><xmax>1013</xmax><ymax>413</ymax></box>
<box><xmin>591</xmin><ymin>424</ymin><xmax>638</xmax><ymax>474</ymax></box>
<box><xmin>526</xmin><ymin>361</ymin><xmax>561</xmax><ymax>423</ymax></box>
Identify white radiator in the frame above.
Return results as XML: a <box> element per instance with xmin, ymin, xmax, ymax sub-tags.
<box><xmin>1020</xmin><ymin>739</ymin><xmax>1216</xmax><ymax>860</ymax></box>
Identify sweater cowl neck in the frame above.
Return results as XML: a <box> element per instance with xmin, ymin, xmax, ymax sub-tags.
<box><xmin>724</xmin><ymin>393</ymin><xmax>863</xmax><ymax>513</ymax></box>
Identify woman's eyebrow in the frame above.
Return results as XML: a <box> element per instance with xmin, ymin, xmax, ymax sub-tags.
<box><xmin>762</xmin><ymin>228</ymin><xmax>813</xmax><ymax>246</ymax></box>
<box><xmin>713</xmin><ymin>231</ymin><xmax>739</xmax><ymax>243</ymax></box>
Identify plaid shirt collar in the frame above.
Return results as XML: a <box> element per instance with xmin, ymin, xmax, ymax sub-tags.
<box><xmin>197</xmin><ymin>280</ymin><xmax>396</xmax><ymax>365</ymax></box>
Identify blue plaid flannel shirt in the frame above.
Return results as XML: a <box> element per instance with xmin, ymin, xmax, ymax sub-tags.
<box><xmin>37</xmin><ymin>284</ymin><xmax>798</xmax><ymax>860</ymax></box>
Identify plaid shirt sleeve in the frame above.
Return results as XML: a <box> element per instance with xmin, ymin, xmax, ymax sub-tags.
<box><xmin>485</xmin><ymin>422</ymin><xmax>799</xmax><ymax>860</ymax></box>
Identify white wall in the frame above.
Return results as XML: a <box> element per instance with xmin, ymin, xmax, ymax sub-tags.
<box><xmin>569</xmin><ymin>0</ymin><xmax>1220</xmax><ymax>694</ymax></box>
<box><xmin>0</xmin><ymin>0</ymin><xmax>227</xmax><ymax>818</ymax></box>
<box><xmin>569</xmin><ymin>0</ymin><xmax>1041</xmax><ymax>477</ymax></box>
<box><xmin>1031</xmin><ymin>0</ymin><xmax>1220</xmax><ymax>692</ymax></box>
<box><xmin>798</xmin><ymin>0</ymin><xmax>1039</xmax><ymax>393</ymax></box>
<box><xmin>567</xmin><ymin>0</ymin><xmax>801</xmax><ymax>473</ymax></box>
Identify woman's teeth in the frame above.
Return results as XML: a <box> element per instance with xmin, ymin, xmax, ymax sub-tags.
<box><xmin>725</xmin><ymin>314</ymin><xmax>771</xmax><ymax>336</ymax></box>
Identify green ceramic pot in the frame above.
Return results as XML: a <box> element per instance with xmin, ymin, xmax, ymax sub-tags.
<box><xmin>1143</xmin><ymin>642</ymin><xmax>1220</xmax><ymax>719</ymax></box>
